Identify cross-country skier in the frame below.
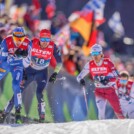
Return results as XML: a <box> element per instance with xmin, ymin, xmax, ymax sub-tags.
<box><xmin>0</xmin><ymin>29</ymin><xmax>62</xmax><ymax>123</ymax></box>
<box><xmin>77</xmin><ymin>44</ymin><xmax>125</xmax><ymax>119</ymax></box>
<box><xmin>116</xmin><ymin>71</ymin><xmax>134</xmax><ymax>118</ymax></box>
<box><xmin>0</xmin><ymin>27</ymin><xmax>31</xmax><ymax>123</ymax></box>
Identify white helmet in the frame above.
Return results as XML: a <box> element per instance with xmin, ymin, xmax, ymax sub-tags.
<box><xmin>91</xmin><ymin>44</ymin><xmax>103</xmax><ymax>54</ymax></box>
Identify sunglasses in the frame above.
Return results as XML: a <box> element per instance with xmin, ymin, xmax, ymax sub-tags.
<box><xmin>40</xmin><ymin>38</ymin><xmax>51</xmax><ymax>42</ymax></box>
<box><xmin>91</xmin><ymin>51</ymin><xmax>101</xmax><ymax>56</ymax></box>
<box><xmin>13</xmin><ymin>36</ymin><xmax>25</xmax><ymax>43</ymax></box>
<box><xmin>119</xmin><ymin>79</ymin><xmax>128</xmax><ymax>84</ymax></box>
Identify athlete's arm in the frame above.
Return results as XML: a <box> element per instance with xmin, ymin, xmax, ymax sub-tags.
<box><xmin>130</xmin><ymin>83</ymin><xmax>134</xmax><ymax>98</ymax></box>
<box><xmin>22</xmin><ymin>41</ymin><xmax>32</xmax><ymax>68</ymax></box>
<box><xmin>76</xmin><ymin>62</ymin><xmax>89</xmax><ymax>82</ymax></box>
<box><xmin>0</xmin><ymin>39</ymin><xmax>8</xmax><ymax>68</ymax></box>
<box><xmin>53</xmin><ymin>44</ymin><xmax>62</xmax><ymax>73</ymax></box>
<box><xmin>103</xmin><ymin>60</ymin><xmax>119</xmax><ymax>87</ymax></box>
<box><xmin>107</xmin><ymin>60</ymin><xmax>119</xmax><ymax>79</ymax></box>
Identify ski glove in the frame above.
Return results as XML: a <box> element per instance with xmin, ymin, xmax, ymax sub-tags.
<box><xmin>80</xmin><ymin>79</ymin><xmax>85</xmax><ymax>86</ymax></box>
<box><xmin>49</xmin><ymin>72</ymin><xmax>58</xmax><ymax>83</ymax></box>
<box><xmin>125</xmin><ymin>95</ymin><xmax>131</xmax><ymax>101</ymax></box>
<box><xmin>15</xmin><ymin>48</ymin><xmax>28</xmax><ymax>58</ymax></box>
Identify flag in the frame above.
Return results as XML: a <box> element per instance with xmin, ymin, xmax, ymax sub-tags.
<box><xmin>70</xmin><ymin>11</ymin><xmax>96</xmax><ymax>56</ymax></box>
<box><xmin>70</xmin><ymin>11</ymin><xmax>94</xmax><ymax>42</ymax></box>
<box><xmin>83</xmin><ymin>0</ymin><xmax>106</xmax><ymax>11</ymax></box>
<box><xmin>82</xmin><ymin>0</ymin><xmax>106</xmax><ymax>26</ymax></box>
<box><xmin>54</xmin><ymin>24</ymin><xmax>70</xmax><ymax>46</ymax></box>
<box><xmin>54</xmin><ymin>24</ymin><xmax>70</xmax><ymax>54</ymax></box>
<box><xmin>54</xmin><ymin>0</ymin><xmax>107</xmax><ymax>56</ymax></box>
<box><xmin>69</xmin><ymin>0</ymin><xmax>107</xmax><ymax>56</ymax></box>
<box><xmin>108</xmin><ymin>12</ymin><xmax>124</xmax><ymax>37</ymax></box>
<box><xmin>82</xmin><ymin>28</ymin><xmax>98</xmax><ymax>56</ymax></box>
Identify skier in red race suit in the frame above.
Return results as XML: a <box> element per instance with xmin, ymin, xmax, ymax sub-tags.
<box><xmin>77</xmin><ymin>44</ymin><xmax>124</xmax><ymax>119</ymax></box>
<box><xmin>116</xmin><ymin>71</ymin><xmax>134</xmax><ymax>118</ymax></box>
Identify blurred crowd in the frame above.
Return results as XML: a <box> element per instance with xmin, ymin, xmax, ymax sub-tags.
<box><xmin>0</xmin><ymin>0</ymin><xmax>134</xmax><ymax>80</ymax></box>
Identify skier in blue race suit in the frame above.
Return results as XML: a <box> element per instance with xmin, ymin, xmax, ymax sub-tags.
<box><xmin>0</xmin><ymin>27</ymin><xmax>31</xmax><ymax>123</ymax></box>
<box><xmin>0</xmin><ymin>29</ymin><xmax>62</xmax><ymax>123</ymax></box>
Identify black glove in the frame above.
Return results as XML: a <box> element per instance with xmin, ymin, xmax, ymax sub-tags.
<box><xmin>80</xmin><ymin>79</ymin><xmax>85</xmax><ymax>86</ymax></box>
<box><xmin>125</xmin><ymin>95</ymin><xmax>131</xmax><ymax>101</ymax></box>
<box><xmin>118</xmin><ymin>93</ymin><xmax>122</xmax><ymax>98</ymax></box>
<box><xmin>49</xmin><ymin>72</ymin><xmax>58</xmax><ymax>83</ymax></box>
<box><xmin>100</xmin><ymin>76</ymin><xmax>110</xmax><ymax>85</ymax></box>
<box><xmin>15</xmin><ymin>48</ymin><xmax>28</xmax><ymax>58</ymax></box>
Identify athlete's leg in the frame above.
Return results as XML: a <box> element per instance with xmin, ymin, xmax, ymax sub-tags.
<box><xmin>119</xmin><ymin>100</ymin><xmax>128</xmax><ymax>118</ymax></box>
<box><xmin>11</xmin><ymin>66</ymin><xmax>23</xmax><ymax>123</ymax></box>
<box><xmin>35</xmin><ymin>69</ymin><xmax>48</xmax><ymax>122</ymax></box>
<box><xmin>128</xmin><ymin>104</ymin><xmax>134</xmax><ymax>119</ymax></box>
<box><xmin>106</xmin><ymin>88</ymin><xmax>125</xmax><ymax>119</ymax></box>
<box><xmin>3</xmin><ymin>72</ymin><xmax>33</xmax><ymax>115</ymax></box>
<box><xmin>95</xmin><ymin>89</ymin><xmax>107</xmax><ymax>120</ymax></box>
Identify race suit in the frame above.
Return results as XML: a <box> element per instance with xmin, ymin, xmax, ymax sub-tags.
<box><xmin>116</xmin><ymin>80</ymin><xmax>134</xmax><ymax>118</ymax></box>
<box><xmin>77</xmin><ymin>58</ymin><xmax>124</xmax><ymax>119</ymax></box>
<box><xmin>0</xmin><ymin>35</ymin><xmax>31</xmax><ymax>110</ymax></box>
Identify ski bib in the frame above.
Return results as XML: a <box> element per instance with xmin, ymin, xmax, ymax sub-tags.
<box><xmin>30</xmin><ymin>38</ymin><xmax>54</xmax><ymax>70</ymax></box>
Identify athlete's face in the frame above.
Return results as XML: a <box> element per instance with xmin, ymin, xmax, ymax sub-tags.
<box><xmin>119</xmin><ymin>77</ymin><xmax>128</xmax><ymax>86</ymax></box>
<box><xmin>40</xmin><ymin>37</ymin><xmax>51</xmax><ymax>48</ymax></box>
<box><xmin>91</xmin><ymin>52</ymin><xmax>102</xmax><ymax>63</ymax></box>
<box><xmin>13</xmin><ymin>36</ymin><xmax>25</xmax><ymax>47</ymax></box>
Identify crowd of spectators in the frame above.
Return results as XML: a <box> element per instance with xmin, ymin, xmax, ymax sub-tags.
<box><xmin>0</xmin><ymin>1</ymin><xmax>134</xmax><ymax>80</ymax></box>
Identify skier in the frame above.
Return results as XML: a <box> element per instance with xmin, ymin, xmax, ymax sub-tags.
<box><xmin>77</xmin><ymin>44</ymin><xmax>124</xmax><ymax>119</ymax></box>
<box><xmin>116</xmin><ymin>71</ymin><xmax>134</xmax><ymax>118</ymax></box>
<box><xmin>0</xmin><ymin>29</ymin><xmax>62</xmax><ymax>123</ymax></box>
<box><xmin>0</xmin><ymin>27</ymin><xmax>31</xmax><ymax>123</ymax></box>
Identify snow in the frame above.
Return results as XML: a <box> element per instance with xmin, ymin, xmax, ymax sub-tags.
<box><xmin>0</xmin><ymin>119</ymin><xmax>134</xmax><ymax>134</ymax></box>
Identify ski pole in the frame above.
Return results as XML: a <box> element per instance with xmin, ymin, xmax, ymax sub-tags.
<box><xmin>82</xmin><ymin>86</ymin><xmax>88</xmax><ymax>113</ymax></box>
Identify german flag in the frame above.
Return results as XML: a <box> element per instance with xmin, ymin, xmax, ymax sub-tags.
<box><xmin>70</xmin><ymin>11</ymin><xmax>98</xmax><ymax>56</ymax></box>
<box><xmin>70</xmin><ymin>11</ymin><xmax>94</xmax><ymax>42</ymax></box>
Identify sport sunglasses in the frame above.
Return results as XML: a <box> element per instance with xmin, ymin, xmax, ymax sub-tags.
<box><xmin>91</xmin><ymin>51</ymin><xmax>101</xmax><ymax>56</ymax></box>
<box><xmin>40</xmin><ymin>38</ymin><xmax>51</xmax><ymax>42</ymax></box>
<box><xmin>119</xmin><ymin>79</ymin><xmax>128</xmax><ymax>84</ymax></box>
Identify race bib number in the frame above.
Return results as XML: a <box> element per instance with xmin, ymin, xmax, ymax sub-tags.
<box><xmin>94</xmin><ymin>75</ymin><xmax>106</xmax><ymax>82</ymax></box>
<box><xmin>31</xmin><ymin>57</ymin><xmax>50</xmax><ymax>67</ymax></box>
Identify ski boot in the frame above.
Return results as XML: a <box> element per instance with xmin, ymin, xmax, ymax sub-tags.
<box><xmin>39</xmin><ymin>114</ymin><xmax>45</xmax><ymax>123</ymax></box>
<box><xmin>38</xmin><ymin>101</ymin><xmax>45</xmax><ymax>123</ymax></box>
<box><xmin>15</xmin><ymin>109</ymin><xmax>22</xmax><ymax>124</ymax></box>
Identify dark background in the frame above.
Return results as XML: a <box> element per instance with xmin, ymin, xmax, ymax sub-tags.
<box><xmin>14</xmin><ymin>0</ymin><xmax>89</xmax><ymax>19</ymax></box>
